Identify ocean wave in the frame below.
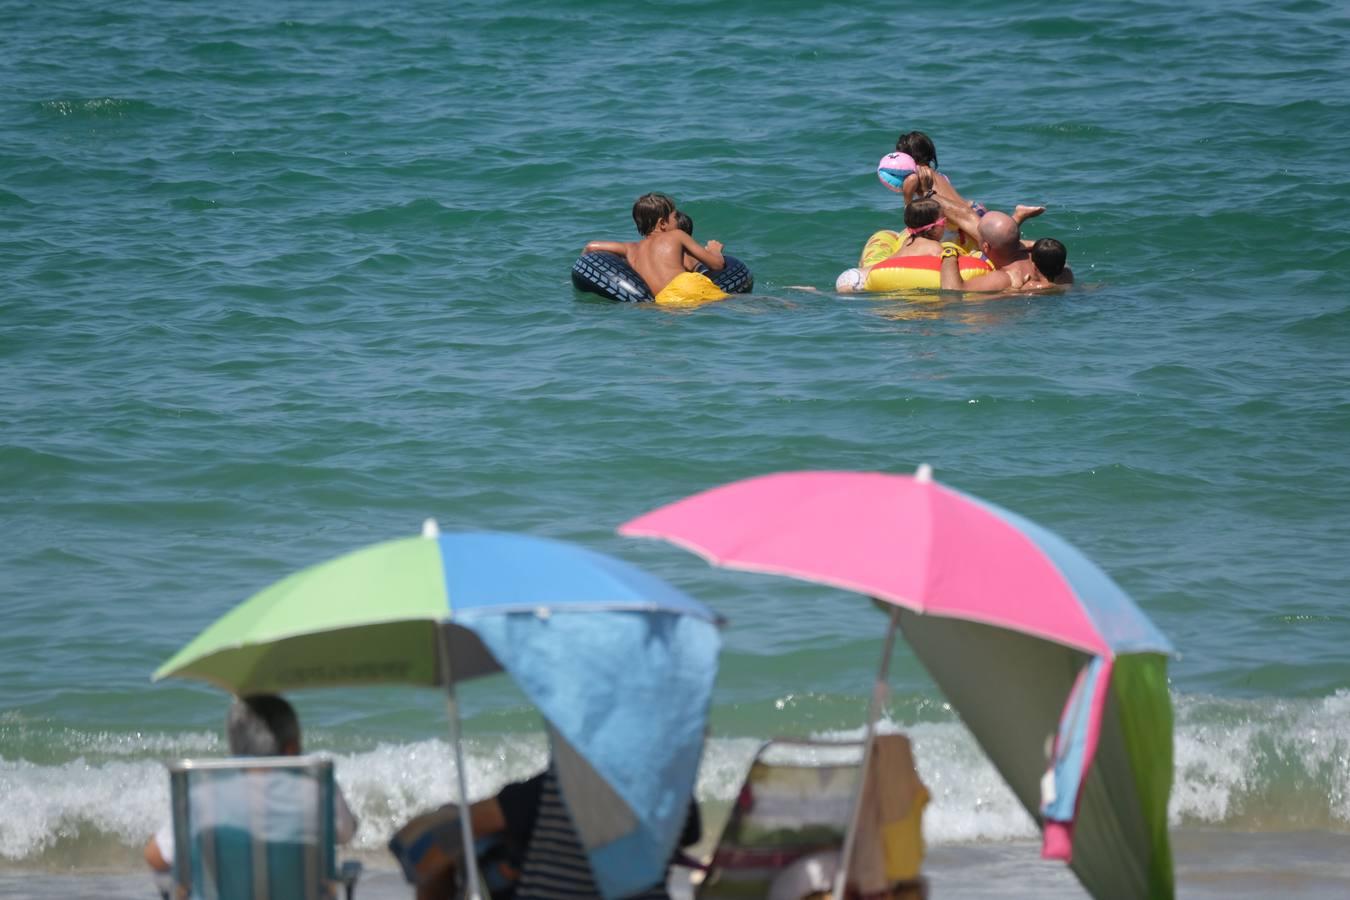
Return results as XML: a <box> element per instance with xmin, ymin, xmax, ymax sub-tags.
<box><xmin>34</xmin><ymin>98</ymin><xmax>176</xmax><ymax>121</ymax></box>
<box><xmin>3</xmin><ymin>692</ymin><xmax>1349</xmax><ymax>867</ymax></box>
<box><xmin>0</xmin><ymin>189</ymin><xmax>34</xmax><ymax>208</ymax></box>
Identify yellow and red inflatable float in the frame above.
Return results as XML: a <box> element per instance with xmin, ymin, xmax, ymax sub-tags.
<box><xmin>838</xmin><ymin>230</ymin><xmax>993</xmax><ymax>292</ymax></box>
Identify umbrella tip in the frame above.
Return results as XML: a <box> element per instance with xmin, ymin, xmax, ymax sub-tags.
<box><xmin>422</xmin><ymin>518</ymin><xmax>440</xmax><ymax>538</ymax></box>
<box><xmin>915</xmin><ymin>463</ymin><xmax>933</xmax><ymax>483</ymax></box>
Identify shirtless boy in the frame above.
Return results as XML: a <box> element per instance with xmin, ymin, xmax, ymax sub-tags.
<box><xmin>583</xmin><ymin>193</ymin><xmax>728</xmax><ymax>306</ymax></box>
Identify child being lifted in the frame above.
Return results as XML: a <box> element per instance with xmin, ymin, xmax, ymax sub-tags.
<box><xmin>584</xmin><ymin>193</ymin><xmax>729</xmax><ymax>306</ymax></box>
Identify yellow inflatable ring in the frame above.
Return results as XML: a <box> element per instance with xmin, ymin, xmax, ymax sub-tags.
<box><xmin>854</xmin><ymin>230</ymin><xmax>993</xmax><ymax>291</ymax></box>
<box><xmin>865</xmin><ymin>254</ymin><xmax>993</xmax><ymax>291</ymax></box>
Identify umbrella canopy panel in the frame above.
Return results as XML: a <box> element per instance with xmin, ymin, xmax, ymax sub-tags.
<box><xmin>898</xmin><ymin>613</ymin><xmax>1173</xmax><ymax>900</ymax></box>
<box><xmin>466</xmin><ymin>608</ymin><xmax>722</xmax><ymax>898</ymax></box>
<box><xmin>898</xmin><ymin>613</ymin><xmax>1089</xmax><ymax>810</ymax></box>
<box><xmin>436</xmin><ymin>532</ymin><xmax>715</xmax><ymax>620</ymax></box>
<box><xmin>155</xmin><ymin>531</ymin><xmax>721</xmax><ymax>691</ymax></box>
<box><xmin>155</xmin><ymin>535</ymin><xmax>452</xmax><ymax>689</ymax></box>
<box><xmin>157</xmin><ymin>619</ymin><xmax>501</xmax><ymax>694</ymax></box>
<box><xmin>619</xmin><ymin>471</ymin><xmax>1172</xmax><ymax>658</ymax></box>
<box><xmin>1070</xmin><ymin>654</ymin><xmax>1174</xmax><ymax>900</ymax></box>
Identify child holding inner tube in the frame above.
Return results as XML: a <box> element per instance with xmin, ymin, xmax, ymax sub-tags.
<box><xmin>583</xmin><ymin>193</ymin><xmax>729</xmax><ymax>306</ymax></box>
<box><xmin>675</xmin><ymin>210</ymin><xmax>701</xmax><ymax>272</ymax></box>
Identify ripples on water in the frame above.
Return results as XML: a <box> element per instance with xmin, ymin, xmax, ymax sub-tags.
<box><xmin>2</xmin><ymin>0</ymin><xmax>1349</xmax><ymax>863</ymax></box>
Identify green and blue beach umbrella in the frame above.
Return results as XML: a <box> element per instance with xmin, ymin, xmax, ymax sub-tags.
<box><xmin>155</xmin><ymin>523</ymin><xmax>722</xmax><ymax>900</ymax></box>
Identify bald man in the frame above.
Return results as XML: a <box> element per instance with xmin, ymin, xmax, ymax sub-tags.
<box><xmin>938</xmin><ymin>211</ymin><xmax>1073</xmax><ymax>293</ymax></box>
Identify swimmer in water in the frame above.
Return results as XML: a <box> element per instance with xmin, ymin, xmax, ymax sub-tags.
<box><xmin>938</xmin><ymin>214</ymin><xmax>1073</xmax><ymax>293</ymax></box>
<box><xmin>582</xmin><ymin>193</ymin><xmax>728</xmax><ymax>306</ymax></box>
<box><xmin>878</xmin><ymin>131</ymin><xmax>1045</xmax><ymax>246</ymax></box>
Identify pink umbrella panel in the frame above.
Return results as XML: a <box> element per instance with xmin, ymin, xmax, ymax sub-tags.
<box><xmin>621</xmin><ymin>469</ymin><xmax>1169</xmax><ymax>658</ymax></box>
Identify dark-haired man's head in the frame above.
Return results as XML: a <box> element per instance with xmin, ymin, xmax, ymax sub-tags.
<box><xmin>632</xmin><ymin>193</ymin><xmax>677</xmax><ymax>236</ymax></box>
<box><xmin>227</xmin><ymin>694</ymin><xmax>301</xmax><ymax>756</ymax></box>
<box><xmin>675</xmin><ymin>211</ymin><xmax>693</xmax><ymax>236</ymax></box>
<box><xmin>1032</xmin><ymin>238</ymin><xmax>1068</xmax><ymax>281</ymax></box>
<box><xmin>896</xmin><ymin>131</ymin><xmax>938</xmax><ymax>168</ymax></box>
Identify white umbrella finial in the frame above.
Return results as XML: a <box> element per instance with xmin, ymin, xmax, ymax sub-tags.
<box><xmin>422</xmin><ymin>518</ymin><xmax>441</xmax><ymax>538</ymax></box>
<box><xmin>915</xmin><ymin>463</ymin><xmax>933</xmax><ymax>483</ymax></box>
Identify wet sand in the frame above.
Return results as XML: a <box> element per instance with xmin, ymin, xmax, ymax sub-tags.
<box><xmin>3</xmin><ymin>830</ymin><xmax>1349</xmax><ymax>898</ymax></box>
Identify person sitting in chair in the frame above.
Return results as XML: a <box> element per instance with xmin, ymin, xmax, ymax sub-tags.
<box><xmin>143</xmin><ymin>694</ymin><xmax>358</xmax><ymax>873</ymax></box>
<box><xmin>398</xmin><ymin>763</ymin><xmax>700</xmax><ymax>900</ymax></box>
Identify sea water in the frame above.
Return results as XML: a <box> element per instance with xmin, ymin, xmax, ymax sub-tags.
<box><xmin>2</xmin><ymin>0</ymin><xmax>1349</xmax><ymax>887</ymax></box>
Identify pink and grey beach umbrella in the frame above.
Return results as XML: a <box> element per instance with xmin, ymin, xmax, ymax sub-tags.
<box><xmin>620</xmin><ymin>466</ymin><xmax>1175</xmax><ymax>900</ymax></box>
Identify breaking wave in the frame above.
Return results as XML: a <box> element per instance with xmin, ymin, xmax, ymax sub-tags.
<box><xmin>3</xmin><ymin>692</ymin><xmax>1348</xmax><ymax>869</ymax></box>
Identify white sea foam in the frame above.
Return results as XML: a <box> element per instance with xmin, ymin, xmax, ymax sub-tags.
<box><xmin>3</xmin><ymin>692</ymin><xmax>1349</xmax><ymax>864</ymax></box>
<box><xmin>1170</xmin><ymin>691</ymin><xmax>1350</xmax><ymax>827</ymax></box>
<box><xmin>0</xmin><ymin>731</ymin><xmax>551</xmax><ymax>861</ymax></box>
<box><xmin>0</xmin><ymin>756</ymin><xmax>169</xmax><ymax>860</ymax></box>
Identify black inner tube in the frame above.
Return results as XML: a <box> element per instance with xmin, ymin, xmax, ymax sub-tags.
<box><xmin>571</xmin><ymin>253</ymin><xmax>754</xmax><ymax>303</ymax></box>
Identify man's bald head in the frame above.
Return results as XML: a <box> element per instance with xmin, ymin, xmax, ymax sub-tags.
<box><xmin>978</xmin><ymin>212</ymin><xmax>1022</xmax><ymax>263</ymax></box>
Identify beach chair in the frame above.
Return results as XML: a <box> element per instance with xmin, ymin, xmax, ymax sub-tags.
<box><xmin>696</xmin><ymin>735</ymin><xmax>928</xmax><ymax>900</ymax></box>
<box><xmin>161</xmin><ymin>755</ymin><xmax>362</xmax><ymax>900</ymax></box>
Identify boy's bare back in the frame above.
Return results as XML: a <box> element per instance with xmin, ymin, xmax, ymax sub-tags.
<box><xmin>628</xmin><ymin>230</ymin><xmax>698</xmax><ymax>298</ymax></box>
<box><xmin>582</xmin><ymin>194</ymin><xmax>726</xmax><ymax>297</ymax></box>
<box><xmin>610</xmin><ymin>217</ymin><xmax>724</xmax><ymax>297</ymax></box>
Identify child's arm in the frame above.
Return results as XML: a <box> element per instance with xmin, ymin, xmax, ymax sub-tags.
<box><xmin>584</xmin><ymin>240</ymin><xmax>629</xmax><ymax>256</ymax></box>
<box><xmin>679</xmin><ymin>233</ymin><xmax>725</xmax><ymax>271</ymax></box>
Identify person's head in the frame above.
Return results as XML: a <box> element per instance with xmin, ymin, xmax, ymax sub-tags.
<box><xmin>632</xmin><ymin>193</ymin><xmax>677</xmax><ymax>236</ymax></box>
<box><xmin>903</xmin><ymin>197</ymin><xmax>944</xmax><ymax>239</ymax></box>
<box><xmin>976</xmin><ymin>211</ymin><xmax>1022</xmax><ymax>265</ymax></box>
<box><xmin>1032</xmin><ymin>238</ymin><xmax>1068</xmax><ymax>281</ymax></box>
<box><xmin>675</xmin><ymin>211</ymin><xmax>693</xmax><ymax>236</ymax></box>
<box><xmin>896</xmin><ymin>131</ymin><xmax>938</xmax><ymax>168</ymax></box>
<box><xmin>227</xmin><ymin>694</ymin><xmax>301</xmax><ymax>756</ymax></box>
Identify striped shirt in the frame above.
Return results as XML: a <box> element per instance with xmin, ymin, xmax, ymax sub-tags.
<box><xmin>512</xmin><ymin>770</ymin><xmax>669</xmax><ymax>900</ymax></box>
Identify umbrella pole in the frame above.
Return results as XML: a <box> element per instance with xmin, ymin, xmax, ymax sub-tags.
<box><xmin>832</xmin><ymin>605</ymin><xmax>901</xmax><ymax>900</ymax></box>
<box><xmin>439</xmin><ymin>626</ymin><xmax>488</xmax><ymax>900</ymax></box>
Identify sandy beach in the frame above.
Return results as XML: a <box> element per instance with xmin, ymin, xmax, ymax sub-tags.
<box><xmin>4</xmin><ymin>830</ymin><xmax>1350</xmax><ymax>899</ymax></box>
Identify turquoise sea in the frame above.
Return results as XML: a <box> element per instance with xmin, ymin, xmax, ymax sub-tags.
<box><xmin>3</xmin><ymin>0</ymin><xmax>1350</xmax><ymax>893</ymax></box>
